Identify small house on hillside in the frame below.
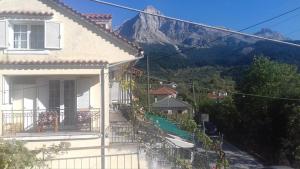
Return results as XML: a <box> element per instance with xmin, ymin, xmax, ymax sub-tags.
<box><xmin>152</xmin><ymin>97</ymin><xmax>193</xmax><ymax>115</ymax></box>
<box><xmin>207</xmin><ymin>91</ymin><xmax>228</xmax><ymax>100</ymax></box>
<box><xmin>150</xmin><ymin>86</ymin><xmax>178</xmax><ymax>102</ymax></box>
<box><xmin>160</xmin><ymin>82</ymin><xmax>177</xmax><ymax>88</ymax></box>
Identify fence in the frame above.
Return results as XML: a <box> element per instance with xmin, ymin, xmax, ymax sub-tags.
<box><xmin>34</xmin><ymin>152</ymin><xmax>140</xmax><ymax>169</ymax></box>
<box><xmin>120</xmin><ymin>105</ymin><xmax>213</xmax><ymax>169</ymax></box>
<box><xmin>110</xmin><ymin>122</ymin><xmax>137</xmax><ymax>143</ymax></box>
<box><xmin>2</xmin><ymin>108</ymin><xmax>101</xmax><ymax>135</ymax></box>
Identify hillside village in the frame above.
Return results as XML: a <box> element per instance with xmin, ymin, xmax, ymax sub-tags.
<box><xmin>0</xmin><ymin>1</ymin><xmax>299</xmax><ymax>169</ymax></box>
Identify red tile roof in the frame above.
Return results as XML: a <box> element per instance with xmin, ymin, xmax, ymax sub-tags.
<box><xmin>207</xmin><ymin>93</ymin><xmax>225</xmax><ymax>100</ymax></box>
<box><xmin>84</xmin><ymin>14</ymin><xmax>112</xmax><ymax>20</ymax></box>
<box><xmin>49</xmin><ymin>0</ymin><xmax>142</xmax><ymax>53</ymax></box>
<box><xmin>0</xmin><ymin>10</ymin><xmax>53</xmax><ymax>16</ymax></box>
<box><xmin>150</xmin><ymin>87</ymin><xmax>178</xmax><ymax>95</ymax></box>
<box><xmin>0</xmin><ymin>60</ymin><xmax>108</xmax><ymax>65</ymax></box>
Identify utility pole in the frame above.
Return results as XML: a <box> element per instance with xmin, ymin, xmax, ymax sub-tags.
<box><xmin>129</xmin><ymin>69</ymin><xmax>134</xmax><ymax>122</ymax></box>
<box><xmin>147</xmin><ymin>55</ymin><xmax>150</xmax><ymax>112</ymax></box>
<box><xmin>192</xmin><ymin>81</ymin><xmax>196</xmax><ymax>107</ymax></box>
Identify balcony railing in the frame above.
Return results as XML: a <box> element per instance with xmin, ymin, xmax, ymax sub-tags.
<box><xmin>110</xmin><ymin>122</ymin><xmax>137</xmax><ymax>143</ymax></box>
<box><xmin>34</xmin><ymin>152</ymin><xmax>140</xmax><ymax>169</ymax></box>
<box><xmin>1</xmin><ymin>108</ymin><xmax>101</xmax><ymax>135</ymax></box>
<box><xmin>119</xmin><ymin>105</ymin><xmax>212</xmax><ymax>169</ymax></box>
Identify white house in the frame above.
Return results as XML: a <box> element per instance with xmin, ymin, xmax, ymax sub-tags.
<box><xmin>0</xmin><ymin>0</ymin><xmax>144</xmax><ymax>168</ymax></box>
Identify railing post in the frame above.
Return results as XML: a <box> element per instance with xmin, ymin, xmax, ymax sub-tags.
<box><xmin>0</xmin><ymin>111</ymin><xmax>2</xmax><ymax>136</ymax></box>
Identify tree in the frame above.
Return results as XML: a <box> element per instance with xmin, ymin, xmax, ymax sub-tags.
<box><xmin>236</xmin><ymin>56</ymin><xmax>300</xmax><ymax>165</ymax></box>
<box><xmin>0</xmin><ymin>140</ymin><xmax>39</xmax><ymax>169</ymax></box>
<box><xmin>0</xmin><ymin>140</ymin><xmax>70</xmax><ymax>169</ymax></box>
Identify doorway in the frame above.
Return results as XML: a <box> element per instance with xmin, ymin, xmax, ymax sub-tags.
<box><xmin>64</xmin><ymin>80</ymin><xmax>76</xmax><ymax>125</ymax></box>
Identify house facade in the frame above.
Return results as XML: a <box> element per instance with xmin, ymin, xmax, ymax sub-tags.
<box><xmin>0</xmin><ymin>0</ymin><xmax>142</xmax><ymax>134</ymax></box>
<box><xmin>0</xmin><ymin>1</ymin><xmax>144</xmax><ymax>166</ymax></box>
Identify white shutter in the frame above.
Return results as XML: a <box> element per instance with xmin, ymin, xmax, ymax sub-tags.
<box><xmin>45</xmin><ymin>21</ymin><xmax>61</xmax><ymax>49</ymax></box>
<box><xmin>0</xmin><ymin>20</ymin><xmax>7</xmax><ymax>48</ymax></box>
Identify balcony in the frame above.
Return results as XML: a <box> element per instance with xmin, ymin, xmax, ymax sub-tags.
<box><xmin>1</xmin><ymin>108</ymin><xmax>101</xmax><ymax>136</ymax></box>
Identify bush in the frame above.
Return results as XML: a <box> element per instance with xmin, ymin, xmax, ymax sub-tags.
<box><xmin>0</xmin><ymin>140</ymin><xmax>39</xmax><ymax>169</ymax></box>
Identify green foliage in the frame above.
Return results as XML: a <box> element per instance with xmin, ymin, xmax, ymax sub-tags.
<box><xmin>197</xmin><ymin>96</ymin><xmax>240</xmax><ymax>134</ymax></box>
<box><xmin>178</xmin><ymin>113</ymin><xmax>197</xmax><ymax>132</ymax></box>
<box><xmin>0</xmin><ymin>140</ymin><xmax>39</xmax><ymax>169</ymax></box>
<box><xmin>235</xmin><ymin>56</ymin><xmax>300</xmax><ymax>165</ymax></box>
<box><xmin>0</xmin><ymin>140</ymin><xmax>70</xmax><ymax>169</ymax></box>
<box><xmin>37</xmin><ymin>142</ymin><xmax>71</xmax><ymax>160</ymax></box>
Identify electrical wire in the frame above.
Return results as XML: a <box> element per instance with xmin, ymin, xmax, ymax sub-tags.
<box><xmin>137</xmin><ymin>74</ymin><xmax>300</xmax><ymax>101</ymax></box>
<box><xmin>87</xmin><ymin>0</ymin><xmax>300</xmax><ymax>47</ymax></box>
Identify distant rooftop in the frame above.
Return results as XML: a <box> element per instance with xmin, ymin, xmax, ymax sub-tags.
<box><xmin>150</xmin><ymin>87</ymin><xmax>177</xmax><ymax>95</ymax></box>
<box><xmin>83</xmin><ymin>14</ymin><xmax>112</xmax><ymax>20</ymax></box>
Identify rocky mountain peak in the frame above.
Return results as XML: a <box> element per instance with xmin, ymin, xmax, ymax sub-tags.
<box><xmin>117</xmin><ymin>7</ymin><xmax>289</xmax><ymax>47</ymax></box>
<box><xmin>143</xmin><ymin>5</ymin><xmax>161</xmax><ymax>15</ymax></box>
<box><xmin>254</xmin><ymin>28</ymin><xmax>289</xmax><ymax>41</ymax></box>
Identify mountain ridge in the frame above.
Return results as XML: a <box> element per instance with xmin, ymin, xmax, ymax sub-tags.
<box><xmin>117</xmin><ymin>6</ymin><xmax>300</xmax><ymax>71</ymax></box>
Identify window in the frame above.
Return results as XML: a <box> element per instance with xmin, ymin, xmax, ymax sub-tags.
<box><xmin>13</xmin><ymin>24</ymin><xmax>44</xmax><ymax>50</ymax></box>
<box><xmin>30</xmin><ymin>25</ymin><xmax>44</xmax><ymax>49</ymax></box>
<box><xmin>13</xmin><ymin>25</ymin><xmax>28</xmax><ymax>49</ymax></box>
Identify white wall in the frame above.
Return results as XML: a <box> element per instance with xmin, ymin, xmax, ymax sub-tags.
<box><xmin>77</xmin><ymin>78</ymin><xmax>90</xmax><ymax>109</ymax></box>
<box><xmin>36</xmin><ymin>78</ymin><xmax>49</xmax><ymax>110</ymax></box>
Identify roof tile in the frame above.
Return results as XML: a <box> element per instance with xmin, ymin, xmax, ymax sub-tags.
<box><xmin>150</xmin><ymin>87</ymin><xmax>178</xmax><ymax>95</ymax></box>
<box><xmin>0</xmin><ymin>10</ymin><xmax>53</xmax><ymax>16</ymax></box>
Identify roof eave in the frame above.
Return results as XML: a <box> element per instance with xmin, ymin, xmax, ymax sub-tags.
<box><xmin>46</xmin><ymin>0</ymin><xmax>143</xmax><ymax>56</ymax></box>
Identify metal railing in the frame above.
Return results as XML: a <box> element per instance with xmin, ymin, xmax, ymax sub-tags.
<box><xmin>109</xmin><ymin>122</ymin><xmax>137</xmax><ymax>143</ymax></box>
<box><xmin>34</xmin><ymin>152</ymin><xmax>140</xmax><ymax>169</ymax></box>
<box><xmin>2</xmin><ymin>108</ymin><xmax>101</xmax><ymax>135</ymax></box>
<box><xmin>119</xmin><ymin>105</ymin><xmax>212</xmax><ymax>169</ymax></box>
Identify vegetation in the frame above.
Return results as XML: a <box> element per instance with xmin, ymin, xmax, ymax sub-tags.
<box><xmin>235</xmin><ymin>56</ymin><xmax>300</xmax><ymax>166</ymax></box>
<box><xmin>191</xmin><ymin>57</ymin><xmax>300</xmax><ymax>167</ymax></box>
<box><xmin>0</xmin><ymin>140</ymin><xmax>39</xmax><ymax>169</ymax></box>
<box><xmin>0</xmin><ymin>140</ymin><xmax>70</xmax><ymax>169</ymax></box>
<box><xmin>135</xmin><ymin>55</ymin><xmax>300</xmax><ymax>167</ymax></box>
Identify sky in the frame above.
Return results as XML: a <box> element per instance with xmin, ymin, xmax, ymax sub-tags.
<box><xmin>63</xmin><ymin>0</ymin><xmax>300</xmax><ymax>40</ymax></box>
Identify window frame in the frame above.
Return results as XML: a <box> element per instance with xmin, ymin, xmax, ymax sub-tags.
<box><xmin>8</xmin><ymin>20</ymin><xmax>46</xmax><ymax>51</ymax></box>
<box><xmin>13</xmin><ymin>24</ymin><xmax>29</xmax><ymax>49</ymax></box>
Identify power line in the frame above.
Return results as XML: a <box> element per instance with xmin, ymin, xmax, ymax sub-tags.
<box><xmin>87</xmin><ymin>0</ymin><xmax>300</xmax><ymax>47</ymax></box>
<box><xmin>267</xmin><ymin>12</ymin><xmax>300</xmax><ymax>28</ymax></box>
<box><xmin>137</xmin><ymin>74</ymin><xmax>300</xmax><ymax>101</ymax></box>
<box><xmin>134</xmin><ymin>3</ymin><xmax>300</xmax><ymax>63</ymax></box>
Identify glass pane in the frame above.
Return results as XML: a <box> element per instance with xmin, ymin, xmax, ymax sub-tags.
<box><xmin>20</xmin><ymin>25</ymin><xmax>27</xmax><ymax>32</ymax></box>
<box><xmin>13</xmin><ymin>24</ymin><xmax>28</xmax><ymax>49</ymax></box>
<box><xmin>30</xmin><ymin>25</ymin><xmax>44</xmax><ymax>49</ymax></box>
<box><xmin>13</xmin><ymin>25</ymin><xmax>20</xmax><ymax>32</ymax></box>
<box><xmin>21</xmin><ymin>33</ymin><xmax>27</xmax><ymax>41</ymax></box>
<box><xmin>14</xmin><ymin>33</ymin><xmax>20</xmax><ymax>41</ymax></box>
<box><xmin>14</xmin><ymin>41</ymin><xmax>19</xmax><ymax>48</ymax></box>
<box><xmin>21</xmin><ymin>41</ymin><xmax>27</xmax><ymax>48</ymax></box>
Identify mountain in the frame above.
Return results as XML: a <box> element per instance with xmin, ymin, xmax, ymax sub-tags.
<box><xmin>117</xmin><ymin>6</ymin><xmax>300</xmax><ymax>72</ymax></box>
<box><xmin>117</xmin><ymin>6</ymin><xmax>290</xmax><ymax>47</ymax></box>
<box><xmin>118</xmin><ymin>6</ymin><xmax>258</xmax><ymax>47</ymax></box>
<box><xmin>254</xmin><ymin>28</ymin><xmax>289</xmax><ymax>41</ymax></box>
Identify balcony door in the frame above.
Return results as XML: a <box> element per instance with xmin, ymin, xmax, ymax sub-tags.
<box><xmin>64</xmin><ymin>80</ymin><xmax>76</xmax><ymax>125</ymax></box>
<box><xmin>49</xmin><ymin>80</ymin><xmax>60</xmax><ymax>111</ymax></box>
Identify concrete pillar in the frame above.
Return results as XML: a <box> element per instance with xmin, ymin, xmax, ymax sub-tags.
<box><xmin>0</xmin><ymin>75</ymin><xmax>3</xmax><ymax>136</ymax></box>
<box><xmin>100</xmin><ymin>66</ymin><xmax>110</xmax><ymax>169</ymax></box>
<box><xmin>103</xmin><ymin>67</ymin><xmax>110</xmax><ymax>131</ymax></box>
